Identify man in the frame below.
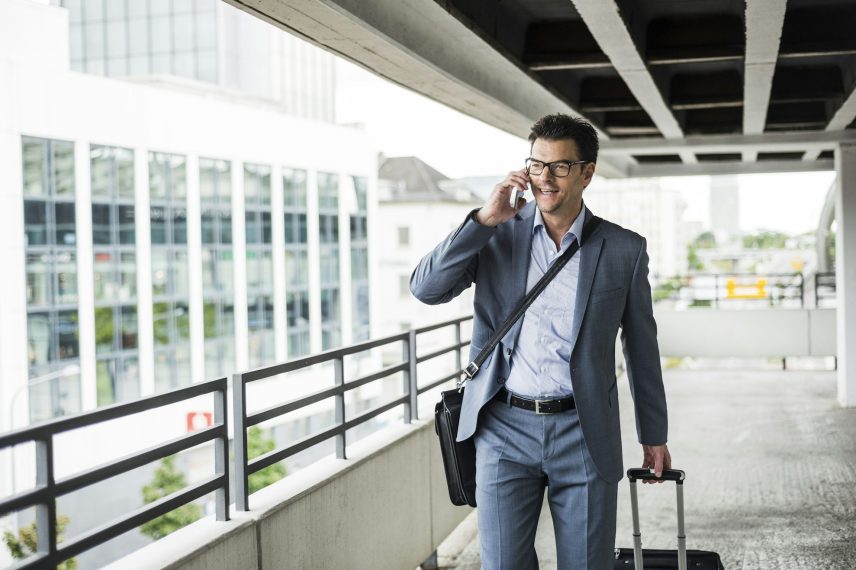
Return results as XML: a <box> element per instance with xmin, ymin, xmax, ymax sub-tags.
<box><xmin>410</xmin><ymin>114</ymin><xmax>671</xmax><ymax>569</ymax></box>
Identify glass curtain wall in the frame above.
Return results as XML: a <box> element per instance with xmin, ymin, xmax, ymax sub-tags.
<box><xmin>64</xmin><ymin>0</ymin><xmax>219</xmax><ymax>82</ymax></box>
<box><xmin>283</xmin><ymin>169</ymin><xmax>310</xmax><ymax>358</ymax></box>
<box><xmin>150</xmin><ymin>151</ymin><xmax>191</xmax><ymax>391</ymax></box>
<box><xmin>200</xmin><ymin>158</ymin><xmax>234</xmax><ymax>379</ymax></box>
<box><xmin>350</xmin><ymin>176</ymin><xmax>370</xmax><ymax>342</ymax></box>
<box><xmin>244</xmin><ymin>164</ymin><xmax>274</xmax><ymax>368</ymax></box>
<box><xmin>91</xmin><ymin>145</ymin><xmax>139</xmax><ymax>405</ymax></box>
<box><xmin>22</xmin><ymin>136</ymin><xmax>82</xmax><ymax>422</ymax></box>
<box><xmin>317</xmin><ymin>172</ymin><xmax>341</xmax><ymax>350</ymax></box>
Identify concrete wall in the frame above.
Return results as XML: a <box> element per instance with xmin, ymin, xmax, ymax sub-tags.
<box><xmin>655</xmin><ymin>308</ymin><xmax>836</xmax><ymax>357</ymax></box>
<box><xmin>105</xmin><ymin>419</ymin><xmax>471</xmax><ymax>570</ymax></box>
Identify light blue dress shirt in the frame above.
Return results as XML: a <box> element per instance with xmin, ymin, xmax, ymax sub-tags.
<box><xmin>504</xmin><ymin>203</ymin><xmax>587</xmax><ymax>398</ymax></box>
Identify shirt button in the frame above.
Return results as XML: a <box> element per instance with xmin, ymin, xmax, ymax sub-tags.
<box><xmin>496</xmin><ymin>376</ymin><xmax>505</xmax><ymax>384</ymax></box>
<box><xmin>540</xmin><ymin>366</ymin><xmax>546</xmax><ymax>373</ymax></box>
<box><xmin>506</xmin><ymin>348</ymin><xmax>512</xmax><ymax>356</ymax></box>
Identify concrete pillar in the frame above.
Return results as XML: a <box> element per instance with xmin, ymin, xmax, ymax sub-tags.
<box><xmin>835</xmin><ymin>142</ymin><xmax>856</xmax><ymax>406</ymax></box>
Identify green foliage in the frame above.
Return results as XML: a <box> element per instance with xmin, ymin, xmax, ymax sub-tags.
<box><xmin>140</xmin><ymin>456</ymin><xmax>202</xmax><ymax>540</ymax></box>
<box><xmin>692</xmin><ymin>231</ymin><xmax>717</xmax><ymax>249</ymax></box>
<box><xmin>742</xmin><ymin>230</ymin><xmax>789</xmax><ymax>249</ymax></box>
<box><xmin>687</xmin><ymin>245</ymin><xmax>704</xmax><ymax>271</ymax></box>
<box><xmin>247</xmin><ymin>426</ymin><xmax>287</xmax><ymax>494</ymax></box>
<box><xmin>653</xmin><ymin>276</ymin><xmax>683</xmax><ymax>303</ymax></box>
<box><xmin>3</xmin><ymin>514</ymin><xmax>77</xmax><ymax>569</ymax></box>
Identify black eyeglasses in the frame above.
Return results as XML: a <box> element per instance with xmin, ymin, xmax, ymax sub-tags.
<box><xmin>525</xmin><ymin>158</ymin><xmax>588</xmax><ymax>178</ymax></box>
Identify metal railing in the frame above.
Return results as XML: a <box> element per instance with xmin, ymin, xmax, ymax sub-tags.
<box><xmin>653</xmin><ymin>272</ymin><xmax>807</xmax><ymax>308</ymax></box>
<box><xmin>233</xmin><ymin>316</ymin><xmax>472</xmax><ymax>511</ymax></box>
<box><xmin>815</xmin><ymin>271</ymin><xmax>836</xmax><ymax>307</ymax></box>
<box><xmin>0</xmin><ymin>378</ymin><xmax>229</xmax><ymax>568</ymax></box>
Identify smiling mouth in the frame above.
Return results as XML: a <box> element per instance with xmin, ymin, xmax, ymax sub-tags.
<box><xmin>538</xmin><ymin>188</ymin><xmax>559</xmax><ymax>194</ymax></box>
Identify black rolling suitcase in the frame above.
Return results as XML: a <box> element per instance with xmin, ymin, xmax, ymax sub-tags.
<box><xmin>614</xmin><ymin>468</ymin><xmax>724</xmax><ymax>569</ymax></box>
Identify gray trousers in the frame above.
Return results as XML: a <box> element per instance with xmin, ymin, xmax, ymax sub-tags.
<box><xmin>474</xmin><ymin>397</ymin><xmax>618</xmax><ymax>570</ymax></box>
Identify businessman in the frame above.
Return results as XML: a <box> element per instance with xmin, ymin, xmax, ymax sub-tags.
<box><xmin>411</xmin><ymin>114</ymin><xmax>671</xmax><ymax>569</ymax></box>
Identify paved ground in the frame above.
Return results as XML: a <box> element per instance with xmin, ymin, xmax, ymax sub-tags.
<box><xmin>433</xmin><ymin>368</ymin><xmax>856</xmax><ymax>569</ymax></box>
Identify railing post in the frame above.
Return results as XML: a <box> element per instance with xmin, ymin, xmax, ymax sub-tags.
<box><xmin>814</xmin><ymin>273</ymin><xmax>819</xmax><ymax>308</ymax></box>
<box><xmin>35</xmin><ymin>436</ymin><xmax>57</xmax><ymax>564</ymax></box>
<box><xmin>403</xmin><ymin>329</ymin><xmax>418</xmax><ymax>423</ymax></box>
<box><xmin>214</xmin><ymin>383</ymin><xmax>229</xmax><ymax>521</ymax></box>
<box><xmin>334</xmin><ymin>357</ymin><xmax>346</xmax><ymax>459</ymax></box>
<box><xmin>799</xmin><ymin>273</ymin><xmax>805</xmax><ymax>308</ymax></box>
<box><xmin>233</xmin><ymin>372</ymin><xmax>249</xmax><ymax>511</ymax></box>
<box><xmin>454</xmin><ymin>321</ymin><xmax>463</xmax><ymax>373</ymax></box>
<box><xmin>714</xmin><ymin>274</ymin><xmax>720</xmax><ymax>309</ymax></box>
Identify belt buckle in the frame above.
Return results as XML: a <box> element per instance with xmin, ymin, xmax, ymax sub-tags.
<box><xmin>535</xmin><ymin>399</ymin><xmax>547</xmax><ymax>415</ymax></box>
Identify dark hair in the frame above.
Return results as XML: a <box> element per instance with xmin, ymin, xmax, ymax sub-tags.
<box><xmin>528</xmin><ymin>114</ymin><xmax>599</xmax><ymax>164</ymax></box>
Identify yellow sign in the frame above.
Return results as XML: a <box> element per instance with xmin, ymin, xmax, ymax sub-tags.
<box><xmin>726</xmin><ymin>278</ymin><xmax>767</xmax><ymax>299</ymax></box>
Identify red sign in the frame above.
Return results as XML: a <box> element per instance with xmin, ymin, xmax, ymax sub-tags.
<box><xmin>186</xmin><ymin>411</ymin><xmax>213</xmax><ymax>432</ymax></box>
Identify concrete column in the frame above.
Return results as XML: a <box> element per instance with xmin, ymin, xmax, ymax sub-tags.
<box><xmin>186</xmin><ymin>155</ymin><xmax>204</xmax><ymax>384</ymax></box>
<box><xmin>134</xmin><ymin>147</ymin><xmax>155</xmax><ymax>396</ymax></box>
<box><xmin>271</xmin><ymin>165</ymin><xmax>287</xmax><ymax>362</ymax></box>
<box><xmin>232</xmin><ymin>161</ymin><xmax>249</xmax><ymax>372</ymax></box>
<box><xmin>75</xmin><ymin>140</ymin><xmax>96</xmax><ymax>411</ymax></box>
<box><xmin>339</xmin><ymin>174</ymin><xmax>354</xmax><ymax>348</ymax></box>
<box><xmin>307</xmin><ymin>170</ymin><xmax>322</xmax><ymax>354</ymax></box>
<box><xmin>835</xmin><ymin>142</ymin><xmax>856</xmax><ymax>406</ymax></box>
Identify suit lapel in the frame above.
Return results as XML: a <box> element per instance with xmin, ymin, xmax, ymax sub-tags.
<box><xmin>569</xmin><ymin>210</ymin><xmax>604</xmax><ymax>354</ymax></box>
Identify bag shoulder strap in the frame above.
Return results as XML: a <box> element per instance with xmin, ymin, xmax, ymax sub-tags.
<box><xmin>461</xmin><ymin>214</ymin><xmax>603</xmax><ymax>384</ymax></box>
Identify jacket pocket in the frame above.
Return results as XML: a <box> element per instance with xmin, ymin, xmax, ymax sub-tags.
<box><xmin>591</xmin><ymin>286</ymin><xmax>626</xmax><ymax>304</ymax></box>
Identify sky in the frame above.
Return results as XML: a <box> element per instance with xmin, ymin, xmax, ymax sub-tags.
<box><xmin>335</xmin><ymin>59</ymin><xmax>837</xmax><ymax>235</ymax></box>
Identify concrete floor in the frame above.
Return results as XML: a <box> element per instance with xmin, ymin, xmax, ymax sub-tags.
<box><xmin>434</xmin><ymin>367</ymin><xmax>856</xmax><ymax>569</ymax></box>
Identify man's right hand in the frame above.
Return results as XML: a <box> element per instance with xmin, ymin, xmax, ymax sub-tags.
<box><xmin>474</xmin><ymin>169</ymin><xmax>530</xmax><ymax>227</ymax></box>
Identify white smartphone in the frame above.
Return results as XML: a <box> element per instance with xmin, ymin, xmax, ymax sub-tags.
<box><xmin>509</xmin><ymin>183</ymin><xmax>527</xmax><ymax>208</ymax></box>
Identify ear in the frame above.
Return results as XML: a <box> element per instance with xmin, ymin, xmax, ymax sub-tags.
<box><xmin>583</xmin><ymin>162</ymin><xmax>596</xmax><ymax>186</ymax></box>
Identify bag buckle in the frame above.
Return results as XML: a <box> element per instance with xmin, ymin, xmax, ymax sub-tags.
<box><xmin>464</xmin><ymin>362</ymin><xmax>479</xmax><ymax>379</ymax></box>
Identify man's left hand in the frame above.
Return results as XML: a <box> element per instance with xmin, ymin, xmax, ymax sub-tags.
<box><xmin>641</xmin><ymin>444</ymin><xmax>672</xmax><ymax>484</ymax></box>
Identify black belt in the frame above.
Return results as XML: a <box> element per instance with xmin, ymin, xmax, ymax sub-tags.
<box><xmin>493</xmin><ymin>387</ymin><xmax>576</xmax><ymax>414</ymax></box>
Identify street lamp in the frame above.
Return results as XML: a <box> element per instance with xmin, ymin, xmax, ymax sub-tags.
<box><xmin>7</xmin><ymin>364</ymin><xmax>81</xmax><ymax>431</ymax></box>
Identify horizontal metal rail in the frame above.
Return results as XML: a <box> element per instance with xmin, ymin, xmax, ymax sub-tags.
<box><xmin>0</xmin><ymin>378</ymin><xmax>230</xmax><ymax>569</ymax></box>
<box><xmin>233</xmin><ymin>316</ymin><xmax>473</xmax><ymax>511</ymax></box>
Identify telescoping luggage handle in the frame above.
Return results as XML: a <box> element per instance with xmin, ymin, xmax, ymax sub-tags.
<box><xmin>626</xmin><ymin>468</ymin><xmax>687</xmax><ymax>570</ymax></box>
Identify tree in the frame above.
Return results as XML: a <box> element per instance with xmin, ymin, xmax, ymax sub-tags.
<box><xmin>247</xmin><ymin>426</ymin><xmax>287</xmax><ymax>494</ymax></box>
<box><xmin>687</xmin><ymin>244</ymin><xmax>704</xmax><ymax>271</ymax></box>
<box><xmin>3</xmin><ymin>514</ymin><xmax>77</xmax><ymax>569</ymax></box>
<box><xmin>742</xmin><ymin>230</ymin><xmax>789</xmax><ymax>249</ymax></box>
<box><xmin>140</xmin><ymin>456</ymin><xmax>202</xmax><ymax>540</ymax></box>
<box><xmin>692</xmin><ymin>231</ymin><xmax>717</xmax><ymax>249</ymax></box>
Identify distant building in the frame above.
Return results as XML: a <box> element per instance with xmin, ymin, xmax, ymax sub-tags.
<box><xmin>709</xmin><ymin>175</ymin><xmax>741</xmax><ymax>246</ymax></box>
<box><xmin>0</xmin><ymin>2</ymin><xmax>374</xmax><ymax>566</ymax></box>
<box><xmin>584</xmin><ymin>177</ymin><xmax>690</xmax><ymax>278</ymax></box>
<box><xmin>376</xmin><ymin>156</ymin><xmax>482</xmax><ymax>338</ymax></box>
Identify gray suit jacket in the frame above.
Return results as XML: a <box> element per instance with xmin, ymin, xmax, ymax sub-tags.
<box><xmin>410</xmin><ymin>202</ymin><xmax>668</xmax><ymax>483</ymax></box>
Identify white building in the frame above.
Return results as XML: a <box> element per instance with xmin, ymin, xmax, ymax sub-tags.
<box><xmin>0</xmin><ymin>1</ymin><xmax>376</xmax><ymax>566</ymax></box>
<box><xmin>584</xmin><ymin>177</ymin><xmax>691</xmax><ymax>278</ymax></box>
<box><xmin>376</xmin><ymin>156</ymin><xmax>483</xmax><ymax>340</ymax></box>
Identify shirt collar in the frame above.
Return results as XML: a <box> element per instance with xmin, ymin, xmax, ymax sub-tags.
<box><xmin>533</xmin><ymin>201</ymin><xmax>588</xmax><ymax>244</ymax></box>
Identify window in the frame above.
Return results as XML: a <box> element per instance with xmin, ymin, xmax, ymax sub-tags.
<box><xmin>245</xmin><ymin>164</ymin><xmax>275</xmax><ymax>368</ymax></box>
<box><xmin>199</xmin><ymin>158</ymin><xmax>234</xmax><ymax>379</ymax></box>
<box><xmin>150</xmin><ymin>151</ymin><xmax>191</xmax><ymax>392</ymax></box>
<box><xmin>90</xmin><ymin>145</ymin><xmax>139</xmax><ymax>406</ymax></box>
<box><xmin>398</xmin><ymin>226</ymin><xmax>410</xmax><ymax>247</ymax></box>
<box><xmin>318</xmin><ymin>172</ymin><xmax>340</xmax><ymax>350</ymax></box>
<box><xmin>284</xmin><ymin>169</ymin><xmax>311</xmax><ymax>358</ymax></box>
<box><xmin>22</xmin><ymin>137</ymin><xmax>81</xmax><ymax>422</ymax></box>
<box><xmin>350</xmin><ymin>176</ymin><xmax>370</xmax><ymax>342</ymax></box>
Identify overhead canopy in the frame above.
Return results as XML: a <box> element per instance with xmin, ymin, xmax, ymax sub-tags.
<box><xmin>226</xmin><ymin>0</ymin><xmax>856</xmax><ymax>177</ymax></box>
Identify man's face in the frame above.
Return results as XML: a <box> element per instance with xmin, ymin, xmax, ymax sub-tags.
<box><xmin>529</xmin><ymin>138</ymin><xmax>595</xmax><ymax>220</ymax></box>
